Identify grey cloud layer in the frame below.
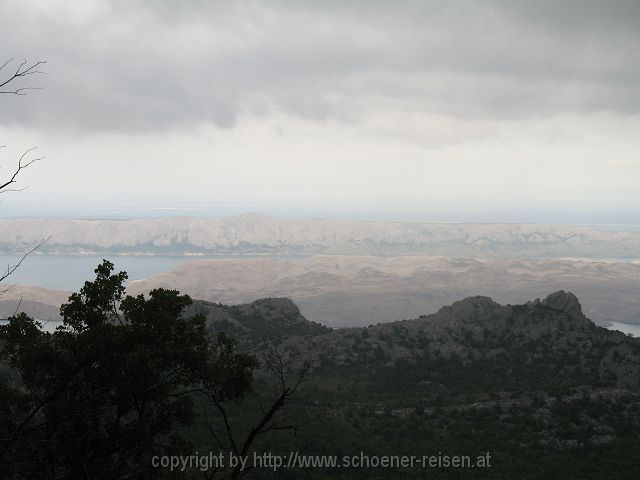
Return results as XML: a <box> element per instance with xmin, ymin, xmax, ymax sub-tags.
<box><xmin>2</xmin><ymin>0</ymin><xmax>639</xmax><ymax>132</ymax></box>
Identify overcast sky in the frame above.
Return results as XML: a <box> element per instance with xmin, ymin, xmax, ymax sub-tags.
<box><xmin>1</xmin><ymin>0</ymin><xmax>639</xmax><ymax>223</ymax></box>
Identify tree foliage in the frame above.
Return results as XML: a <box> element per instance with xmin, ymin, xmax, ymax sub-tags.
<box><xmin>0</xmin><ymin>260</ymin><xmax>258</xmax><ymax>479</ymax></box>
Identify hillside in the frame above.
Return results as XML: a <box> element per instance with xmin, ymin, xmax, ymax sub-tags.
<box><xmin>299</xmin><ymin>291</ymin><xmax>640</xmax><ymax>388</ymax></box>
<box><xmin>188</xmin><ymin>297</ymin><xmax>331</xmax><ymax>348</ymax></box>
<box><xmin>3</xmin><ymin>286</ymin><xmax>640</xmax><ymax>478</ymax></box>
<box><xmin>0</xmin><ymin>285</ymin><xmax>69</xmax><ymax>321</ymax></box>
<box><xmin>199</xmin><ymin>292</ymin><xmax>640</xmax><ymax>479</ymax></box>
<box><xmin>211</xmin><ymin>291</ymin><xmax>640</xmax><ymax>390</ymax></box>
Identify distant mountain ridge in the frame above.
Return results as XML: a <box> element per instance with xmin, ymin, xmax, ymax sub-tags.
<box><xmin>127</xmin><ymin>255</ymin><xmax>640</xmax><ymax>326</ymax></box>
<box><xmin>4</xmin><ymin>255</ymin><xmax>640</xmax><ymax>327</ymax></box>
<box><xmin>1</xmin><ymin>213</ymin><xmax>639</xmax><ymax>257</ymax></box>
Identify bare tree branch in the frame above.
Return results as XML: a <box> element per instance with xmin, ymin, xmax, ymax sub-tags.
<box><xmin>0</xmin><ymin>147</ymin><xmax>44</xmax><ymax>194</ymax></box>
<box><xmin>203</xmin><ymin>337</ymin><xmax>313</xmax><ymax>479</ymax></box>
<box><xmin>0</xmin><ymin>58</ymin><xmax>47</xmax><ymax>95</ymax></box>
<box><xmin>11</xmin><ymin>297</ymin><xmax>23</xmax><ymax>317</ymax></box>
<box><xmin>0</xmin><ymin>236</ymin><xmax>51</xmax><ymax>286</ymax></box>
<box><xmin>0</xmin><ymin>58</ymin><xmax>47</xmax><ymax>287</ymax></box>
<box><xmin>230</xmin><ymin>341</ymin><xmax>312</xmax><ymax>479</ymax></box>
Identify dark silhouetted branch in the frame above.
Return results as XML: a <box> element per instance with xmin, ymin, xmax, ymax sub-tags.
<box><xmin>0</xmin><ymin>147</ymin><xmax>44</xmax><ymax>194</ymax></box>
<box><xmin>0</xmin><ymin>58</ymin><xmax>47</xmax><ymax>95</ymax></box>
<box><xmin>0</xmin><ymin>236</ymin><xmax>51</xmax><ymax>293</ymax></box>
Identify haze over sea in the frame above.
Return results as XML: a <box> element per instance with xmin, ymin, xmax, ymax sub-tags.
<box><xmin>0</xmin><ymin>254</ymin><xmax>261</xmax><ymax>290</ymax></box>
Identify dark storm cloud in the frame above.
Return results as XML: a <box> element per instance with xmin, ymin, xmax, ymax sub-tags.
<box><xmin>1</xmin><ymin>0</ymin><xmax>639</xmax><ymax>132</ymax></box>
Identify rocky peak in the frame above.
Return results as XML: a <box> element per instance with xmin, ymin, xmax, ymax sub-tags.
<box><xmin>450</xmin><ymin>296</ymin><xmax>501</xmax><ymax>312</ymax></box>
<box><xmin>441</xmin><ymin>296</ymin><xmax>504</xmax><ymax>324</ymax></box>
<box><xmin>249</xmin><ymin>298</ymin><xmax>303</xmax><ymax>317</ymax></box>
<box><xmin>542</xmin><ymin>291</ymin><xmax>583</xmax><ymax>318</ymax></box>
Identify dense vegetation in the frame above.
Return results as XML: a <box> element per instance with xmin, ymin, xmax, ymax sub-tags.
<box><xmin>0</xmin><ymin>262</ymin><xmax>269</xmax><ymax>479</ymax></box>
<box><xmin>2</xmin><ymin>262</ymin><xmax>640</xmax><ymax>479</ymax></box>
<box><xmin>199</xmin><ymin>291</ymin><xmax>640</xmax><ymax>479</ymax></box>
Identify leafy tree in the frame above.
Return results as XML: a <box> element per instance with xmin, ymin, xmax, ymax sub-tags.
<box><xmin>0</xmin><ymin>260</ymin><xmax>258</xmax><ymax>479</ymax></box>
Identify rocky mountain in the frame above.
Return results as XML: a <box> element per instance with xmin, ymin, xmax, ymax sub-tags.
<box><xmin>187</xmin><ymin>297</ymin><xmax>330</xmax><ymax>348</ymax></box>
<box><xmin>199</xmin><ymin>292</ymin><xmax>640</xmax><ymax>478</ymax></box>
<box><xmin>2</xmin><ymin>213</ymin><xmax>639</xmax><ymax>257</ymax></box>
<box><xmin>128</xmin><ymin>255</ymin><xmax>640</xmax><ymax>327</ymax></box>
<box><xmin>213</xmin><ymin>291</ymin><xmax>640</xmax><ymax>389</ymax></box>
<box><xmin>302</xmin><ymin>291</ymin><xmax>640</xmax><ymax>387</ymax></box>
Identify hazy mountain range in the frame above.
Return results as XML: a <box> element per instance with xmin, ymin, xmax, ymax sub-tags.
<box><xmin>2</xmin><ymin>214</ymin><xmax>638</xmax><ymax>327</ymax></box>
<box><xmin>127</xmin><ymin>255</ymin><xmax>640</xmax><ymax>327</ymax></box>
<box><xmin>4</xmin><ymin>255</ymin><xmax>640</xmax><ymax>328</ymax></box>
<box><xmin>2</xmin><ymin>214</ymin><xmax>639</xmax><ymax>258</ymax></box>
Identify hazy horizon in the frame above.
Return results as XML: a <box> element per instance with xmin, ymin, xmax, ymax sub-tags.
<box><xmin>3</xmin><ymin>199</ymin><xmax>640</xmax><ymax>230</ymax></box>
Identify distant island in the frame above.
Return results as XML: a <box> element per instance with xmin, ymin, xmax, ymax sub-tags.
<box><xmin>2</xmin><ymin>213</ymin><xmax>640</xmax><ymax>258</ymax></box>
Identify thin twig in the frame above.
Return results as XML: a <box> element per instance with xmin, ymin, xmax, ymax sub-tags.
<box><xmin>11</xmin><ymin>296</ymin><xmax>23</xmax><ymax>316</ymax></box>
<box><xmin>0</xmin><ymin>147</ymin><xmax>44</xmax><ymax>193</ymax></box>
<box><xmin>0</xmin><ymin>59</ymin><xmax>47</xmax><ymax>95</ymax></box>
<box><xmin>0</xmin><ymin>236</ymin><xmax>51</xmax><ymax>285</ymax></box>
